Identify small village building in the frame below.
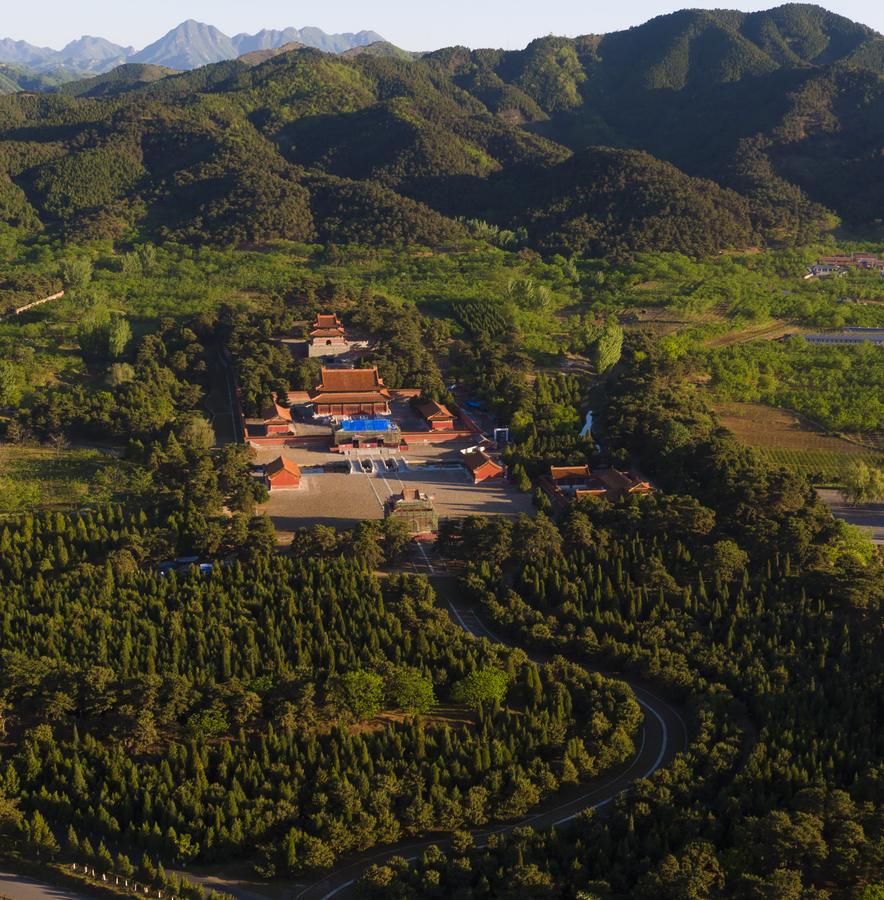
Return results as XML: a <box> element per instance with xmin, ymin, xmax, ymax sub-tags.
<box><xmin>795</xmin><ymin>328</ymin><xmax>884</xmax><ymax>346</ymax></box>
<box><xmin>417</xmin><ymin>399</ymin><xmax>456</xmax><ymax>431</ymax></box>
<box><xmin>308</xmin><ymin>313</ymin><xmax>352</xmax><ymax>358</ymax></box>
<box><xmin>574</xmin><ymin>468</ymin><xmax>653</xmax><ymax>503</ymax></box>
<box><xmin>819</xmin><ymin>253</ymin><xmax>884</xmax><ymax>269</ymax></box>
<box><xmin>310</xmin><ymin>367</ymin><xmax>392</xmax><ymax>418</ymax></box>
<box><xmin>264</xmin><ymin>456</ymin><xmax>301</xmax><ymax>490</ymax></box>
<box><xmin>386</xmin><ymin>488</ymin><xmax>438</xmax><ymax>536</ymax></box>
<box><xmin>462</xmin><ymin>449</ymin><xmax>505</xmax><ymax>484</ymax></box>
<box><xmin>549</xmin><ymin>465</ymin><xmax>593</xmax><ymax>493</ymax></box>
<box><xmin>805</xmin><ymin>265</ymin><xmax>845</xmax><ymax>279</ymax></box>
<box><xmin>245</xmin><ymin>397</ymin><xmax>294</xmax><ymax>437</ymax></box>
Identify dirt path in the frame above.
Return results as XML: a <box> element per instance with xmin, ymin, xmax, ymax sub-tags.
<box><xmin>702</xmin><ymin>319</ymin><xmax>805</xmax><ymax>348</ymax></box>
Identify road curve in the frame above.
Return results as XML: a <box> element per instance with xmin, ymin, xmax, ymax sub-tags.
<box><xmin>0</xmin><ymin>590</ymin><xmax>688</xmax><ymax>900</ymax></box>
<box><xmin>292</xmin><ymin>590</ymin><xmax>689</xmax><ymax>900</ymax></box>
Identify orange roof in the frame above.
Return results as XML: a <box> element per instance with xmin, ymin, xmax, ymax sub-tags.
<box><xmin>310</xmin><ymin>313</ymin><xmax>345</xmax><ymax>338</ymax></box>
<box><xmin>265</xmin><ymin>457</ymin><xmax>301</xmax><ymax>479</ymax></box>
<box><xmin>595</xmin><ymin>468</ymin><xmax>652</xmax><ymax>495</ymax></box>
<box><xmin>260</xmin><ymin>399</ymin><xmax>293</xmax><ymax>423</ymax></box>
<box><xmin>575</xmin><ymin>487</ymin><xmax>607</xmax><ymax>500</ymax></box>
<box><xmin>550</xmin><ymin>465</ymin><xmax>590</xmax><ymax>483</ymax></box>
<box><xmin>418</xmin><ymin>400</ymin><xmax>455</xmax><ymax>421</ymax></box>
<box><xmin>314</xmin><ymin>367</ymin><xmax>390</xmax><ymax>395</ymax></box>
<box><xmin>463</xmin><ymin>450</ymin><xmax>503</xmax><ymax>474</ymax></box>
<box><xmin>311</xmin><ymin>329</ymin><xmax>346</xmax><ymax>338</ymax></box>
<box><xmin>313</xmin><ymin>392</ymin><xmax>391</xmax><ymax>405</ymax></box>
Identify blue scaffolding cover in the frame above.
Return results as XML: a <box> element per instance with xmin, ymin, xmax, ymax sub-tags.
<box><xmin>340</xmin><ymin>419</ymin><xmax>393</xmax><ymax>432</ymax></box>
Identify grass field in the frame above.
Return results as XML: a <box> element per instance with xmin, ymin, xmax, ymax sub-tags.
<box><xmin>714</xmin><ymin>402</ymin><xmax>884</xmax><ymax>485</ymax></box>
<box><xmin>0</xmin><ymin>445</ymin><xmax>130</xmax><ymax>514</ymax></box>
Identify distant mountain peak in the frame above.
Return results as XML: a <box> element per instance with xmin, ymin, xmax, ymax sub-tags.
<box><xmin>129</xmin><ymin>20</ymin><xmax>237</xmax><ymax>70</ymax></box>
<box><xmin>0</xmin><ymin>20</ymin><xmax>387</xmax><ymax>76</ymax></box>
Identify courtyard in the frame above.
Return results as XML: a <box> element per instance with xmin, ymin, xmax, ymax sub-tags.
<box><xmin>254</xmin><ymin>444</ymin><xmax>532</xmax><ymax>540</ymax></box>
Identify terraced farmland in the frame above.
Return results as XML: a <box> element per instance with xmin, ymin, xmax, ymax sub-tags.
<box><xmin>714</xmin><ymin>402</ymin><xmax>883</xmax><ymax>486</ymax></box>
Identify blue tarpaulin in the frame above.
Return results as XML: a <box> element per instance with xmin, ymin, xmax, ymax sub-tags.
<box><xmin>340</xmin><ymin>419</ymin><xmax>394</xmax><ymax>432</ymax></box>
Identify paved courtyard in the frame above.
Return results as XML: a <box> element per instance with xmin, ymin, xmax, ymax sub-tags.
<box><xmin>255</xmin><ymin>445</ymin><xmax>532</xmax><ymax>540</ymax></box>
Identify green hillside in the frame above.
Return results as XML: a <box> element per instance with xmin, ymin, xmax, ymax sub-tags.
<box><xmin>0</xmin><ymin>64</ymin><xmax>76</xmax><ymax>94</ymax></box>
<box><xmin>55</xmin><ymin>63</ymin><xmax>178</xmax><ymax>98</ymax></box>
<box><xmin>0</xmin><ymin>4</ymin><xmax>881</xmax><ymax>251</ymax></box>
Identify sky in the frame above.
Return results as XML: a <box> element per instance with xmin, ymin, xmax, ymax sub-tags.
<box><xmin>5</xmin><ymin>0</ymin><xmax>883</xmax><ymax>51</ymax></box>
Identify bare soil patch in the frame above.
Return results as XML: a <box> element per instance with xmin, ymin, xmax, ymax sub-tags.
<box><xmin>714</xmin><ymin>402</ymin><xmax>873</xmax><ymax>454</ymax></box>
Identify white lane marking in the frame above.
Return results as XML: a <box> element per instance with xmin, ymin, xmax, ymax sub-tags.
<box><xmin>550</xmin><ymin>696</ymin><xmax>669</xmax><ymax>826</ymax></box>
<box><xmin>318</xmin><ymin>856</ymin><xmax>420</xmax><ymax>899</ymax></box>
<box><xmin>640</xmin><ymin>698</ymin><xmax>669</xmax><ymax>778</ymax></box>
<box><xmin>549</xmin><ymin>725</ymin><xmax>646</xmax><ymax>826</ymax></box>
<box><xmin>374</xmin><ymin>457</ymin><xmax>397</xmax><ymax>500</ymax></box>
<box><xmin>637</xmin><ymin>684</ymin><xmax>690</xmax><ymax>754</ymax></box>
<box><xmin>447</xmin><ymin>598</ymin><xmax>470</xmax><ymax>630</ymax></box>
<box><xmin>358</xmin><ymin>454</ymin><xmax>388</xmax><ymax>511</ymax></box>
<box><xmin>417</xmin><ymin>541</ymin><xmax>435</xmax><ymax>574</ymax></box>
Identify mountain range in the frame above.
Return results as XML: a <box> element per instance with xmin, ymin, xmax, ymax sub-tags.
<box><xmin>0</xmin><ymin>21</ymin><xmax>385</xmax><ymax>74</ymax></box>
<box><xmin>0</xmin><ymin>4</ymin><xmax>881</xmax><ymax>256</ymax></box>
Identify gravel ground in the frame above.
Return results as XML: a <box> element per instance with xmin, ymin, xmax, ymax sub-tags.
<box><xmin>258</xmin><ymin>447</ymin><xmax>532</xmax><ymax>540</ymax></box>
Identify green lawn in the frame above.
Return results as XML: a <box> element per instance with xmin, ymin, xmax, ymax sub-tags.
<box><xmin>0</xmin><ymin>445</ymin><xmax>132</xmax><ymax>513</ymax></box>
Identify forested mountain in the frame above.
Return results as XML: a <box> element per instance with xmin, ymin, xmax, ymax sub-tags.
<box><xmin>0</xmin><ymin>4</ymin><xmax>880</xmax><ymax>253</ymax></box>
<box><xmin>0</xmin><ymin>65</ymin><xmax>74</xmax><ymax>95</ymax></box>
<box><xmin>53</xmin><ymin>64</ymin><xmax>178</xmax><ymax>98</ymax></box>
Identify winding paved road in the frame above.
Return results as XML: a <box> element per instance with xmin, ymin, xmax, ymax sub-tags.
<box><xmin>0</xmin><ymin>584</ymin><xmax>688</xmax><ymax>900</ymax></box>
<box><xmin>289</xmin><ymin>585</ymin><xmax>689</xmax><ymax>900</ymax></box>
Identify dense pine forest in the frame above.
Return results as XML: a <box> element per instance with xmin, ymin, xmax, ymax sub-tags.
<box><xmin>0</xmin><ymin>510</ymin><xmax>640</xmax><ymax>882</ymax></box>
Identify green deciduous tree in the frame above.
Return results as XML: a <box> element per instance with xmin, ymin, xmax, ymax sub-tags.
<box><xmin>451</xmin><ymin>667</ymin><xmax>511</xmax><ymax>709</ymax></box>
<box><xmin>388</xmin><ymin>667</ymin><xmax>435</xmax><ymax>715</ymax></box>
<box><xmin>842</xmin><ymin>460</ymin><xmax>884</xmax><ymax>505</ymax></box>
<box><xmin>336</xmin><ymin>670</ymin><xmax>384</xmax><ymax>721</ymax></box>
<box><xmin>591</xmin><ymin>320</ymin><xmax>623</xmax><ymax>373</ymax></box>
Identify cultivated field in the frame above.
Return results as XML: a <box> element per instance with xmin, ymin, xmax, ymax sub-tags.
<box><xmin>714</xmin><ymin>402</ymin><xmax>884</xmax><ymax>484</ymax></box>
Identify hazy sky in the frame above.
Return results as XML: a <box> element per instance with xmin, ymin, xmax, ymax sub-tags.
<box><xmin>6</xmin><ymin>0</ymin><xmax>883</xmax><ymax>51</ymax></box>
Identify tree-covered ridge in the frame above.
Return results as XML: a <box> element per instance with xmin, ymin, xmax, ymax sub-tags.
<box><xmin>364</xmin><ymin>339</ymin><xmax>882</xmax><ymax>898</ymax></box>
<box><xmin>0</xmin><ymin>513</ymin><xmax>640</xmax><ymax>877</ymax></box>
<box><xmin>1</xmin><ymin>4</ymin><xmax>883</xmax><ymax>253</ymax></box>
